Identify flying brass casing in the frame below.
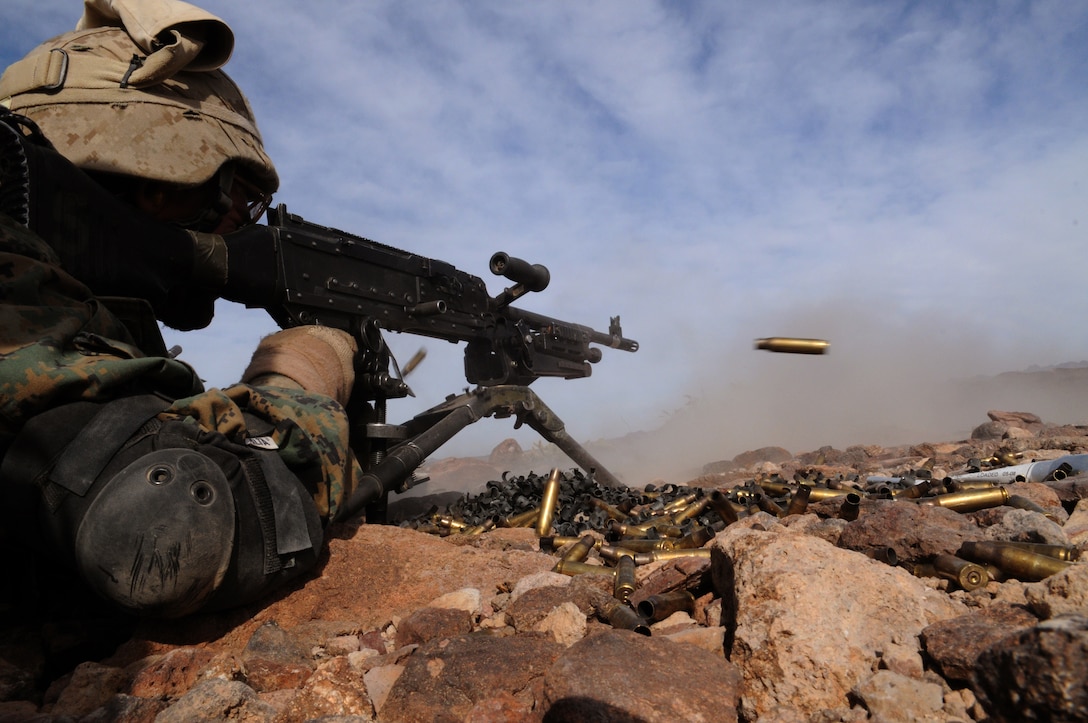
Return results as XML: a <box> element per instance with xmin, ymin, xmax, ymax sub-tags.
<box><xmin>637</xmin><ymin>590</ymin><xmax>695</xmax><ymax>622</ymax></box>
<box><xmin>920</xmin><ymin>486</ymin><xmax>1010</xmax><ymax>513</ymax></box>
<box><xmin>838</xmin><ymin>493</ymin><xmax>862</xmax><ymax>521</ymax></box>
<box><xmin>536</xmin><ymin>468</ymin><xmax>562</xmax><ymax>536</ymax></box>
<box><xmin>931</xmin><ymin>554</ymin><xmax>990</xmax><ymax>591</ymax></box>
<box><xmin>958</xmin><ymin>541</ymin><xmax>1073</xmax><ymax>582</ymax></box>
<box><xmin>614</xmin><ymin>555</ymin><xmax>637</xmax><ymax>603</ymax></box>
<box><xmin>602</xmin><ymin>600</ymin><xmax>651</xmax><ymax>636</ymax></box>
<box><xmin>754</xmin><ymin>337</ymin><xmax>830</xmax><ymax>355</ymax></box>
<box><xmin>784</xmin><ymin>485</ymin><xmax>812</xmax><ymax>516</ymax></box>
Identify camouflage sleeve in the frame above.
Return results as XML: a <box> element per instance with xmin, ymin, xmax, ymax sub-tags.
<box><xmin>162</xmin><ymin>384</ymin><xmax>362</xmax><ymax>521</ymax></box>
<box><xmin>0</xmin><ymin>214</ymin><xmax>361</xmax><ymax>521</ymax></box>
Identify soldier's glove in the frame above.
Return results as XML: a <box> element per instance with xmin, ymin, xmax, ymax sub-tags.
<box><xmin>242</xmin><ymin>327</ymin><xmax>358</xmax><ymax>408</ymax></box>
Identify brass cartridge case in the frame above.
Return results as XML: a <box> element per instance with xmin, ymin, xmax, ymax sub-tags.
<box><xmin>670</xmin><ymin>497</ymin><xmax>712</xmax><ymax>525</ymax></box>
<box><xmin>590</xmin><ymin>497</ymin><xmax>629</xmax><ymax>522</ymax></box>
<box><xmin>464</xmin><ymin>516</ymin><xmax>498</xmax><ymax>535</ymax></box>
<box><xmin>674</xmin><ymin>525</ymin><xmax>715</xmax><ymax>550</ymax></box>
<box><xmin>614</xmin><ymin>555</ymin><xmax>637</xmax><ymax>603</ymax></box>
<box><xmin>536</xmin><ymin>468</ymin><xmax>562</xmax><ymax>536</ymax></box>
<box><xmin>947</xmin><ymin>479</ymin><xmax>1000</xmax><ymax>491</ymax></box>
<box><xmin>838</xmin><ymin>493</ymin><xmax>861</xmax><ymax>521</ymax></box>
<box><xmin>502</xmin><ymin>507</ymin><xmax>541</xmax><ymax>528</ymax></box>
<box><xmin>563</xmin><ymin>534</ymin><xmax>598</xmax><ymax>563</ymax></box>
<box><xmin>754</xmin><ymin>337</ymin><xmax>830</xmax><ymax>354</ymax></box>
<box><xmin>894</xmin><ymin>479</ymin><xmax>934</xmax><ymax>499</ymax></box>
<box><xmin>756</xmin><ymin>479</ymin><xmax>792</xmax><ymax>496</ymax></box>
<box><xmin>606</xmin><ymin>537</ymin><xmax>674</xmax><ymax>553</ymax></box>
<box><xmin>756</xmin><ymin>494</ymin><xmax>785</xmax><ymax>517</ymax></box>
<box><xmin>602</xmin><ymin>600</ymin><xmax>651</xmax><ymax>636</ymax></box>
<box><xmin>932</xmin><ymin>554</ymin><xmax>990</xmax><ymax>591</ymax></box>
<box><xmin>864</xmin><ymin>546</ymin><xmax>898</xmax><ymax>566</ymax></box>
<box><xmin>434</xmin><ymin>515</ymin><xmax>469</xmax><ymax>531</ymax></box>
<box><xmin>636</xmin><ymin>590</ymin><xmax>695</xmax><ymax>622</ymax></box>
<box><xmin>553</xmin><ymin>559</ymin><xmax>615</xmax><ymax>577</ymax></box>
<box><xmin>709</xmin><ymin>490</ymin><xmax>740</xmax><ymax>525</ymax></box>
<box><xmin>784</xmin><ymin>484</ymin><xmax>812</xmax><ymax>517</ymax></box>
<box><xmin>803</xmin><ymin>486</ymin><xmax>851</xmax><ymax>501</ymax></box>
<box><xmin>598</xmin><ymin>545</ymin><xmax>639</xmax><ymax>563</ymax></box>
<box><xmin>958</xmin><ymin>541</ymin><xmax>1073</xmax><ymax>582</ymax></box>
<box><xmin>986</xmin><ymin>541</ymin><xmax>1081</xmax><ymax>562</ymax></box>
<box><xmin>632</xmin><ymin>549</ymin><xmax>712</xmax><ymax>564</ymax></box>
<box><xmin>662</xmin><ymin>493</ymin><xmax>699</xmax><ymax>512</ymax></box>
<box><xmin>921</xmin><ymin>486</ymin><xmax>1010</xmax><ymax>513</ymax></box>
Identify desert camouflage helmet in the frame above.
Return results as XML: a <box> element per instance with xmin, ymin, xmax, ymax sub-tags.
<box><xmin>0</xmin><ymin>25</ymin><xmax>278</xmax><ymax>193</ymax></box>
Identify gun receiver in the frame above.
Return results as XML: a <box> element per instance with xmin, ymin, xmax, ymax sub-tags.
<box><xmin>258</xmin><ymin>205</ymin><xmax>638</xmax><ymax>520</ymax></box>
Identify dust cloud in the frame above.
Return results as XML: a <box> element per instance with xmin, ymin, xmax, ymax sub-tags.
<box><xmin>593</xmin><ymin>298</ymin><xmax>1088</xmax><ymax>485</ymax></box>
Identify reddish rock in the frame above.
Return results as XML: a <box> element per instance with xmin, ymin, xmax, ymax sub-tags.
<box><xmin>543</xmin><ymin>629</ymin><xmax>742</xmax><ymax>722</ymax></box>
<box><xmin>126</xmin><ymin>647</ymin><xmax>216</xmax><ymax>699</ymax></box>
<box><xmin>381</xmin><ymin>633</ymin><xmax>563</xmax><ymax>723</ymax></box>
<box><xmin>920</xmin><ymin>603</ymin><xmax>1039</xmax><ymax>681</ymax></box>
<box><xmin>395</xmin><ymin>607</ymin><xmax>473</xmax><ymax>647</ymax></box>
<box><xmin>837</xmin><ymin>499</ymin><xmax>978</xmax><ymax>563</ymax></box>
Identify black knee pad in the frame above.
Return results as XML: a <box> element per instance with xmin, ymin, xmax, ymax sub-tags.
<box><xmin>3</xmin><ymin>396</ymin><xmax>323</xmax><ymax>617</ymax></box>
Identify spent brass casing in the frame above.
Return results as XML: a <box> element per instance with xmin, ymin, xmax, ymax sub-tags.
<box><xmin>958</xmin><ymin>541</ymin><xmax>1073</xmax><ymax>582</ymax></box>
<box><xmin>563</xmin><ymin>534</ymin><xmax>598</xmax><ymax>563</ymax></box>
<box><xmin>464</xmin><ymin>516</ymin><xmax>498</xmax><ymax>535</ymax></box>
<box><xmin>709</xmin><ymin>490</ymin><xmax>740</xmax><ymax>525</ymax></box>
<box><xmin>553</xmin><ymin>559</ymin><xmax>615</xmax><ymax>577</ymax></box>
<box><xmin>590</xmin><ymin>498</ymin><xmax>629</xmax><ymax>522</ymax></box>
<box><xmin>670</xmin><ymin>497</ymin><xmax>712</xmax><ymax>525</ymax></box>
<box><xmin>932</xmin><ymin>554</ymin><xmax>990</xmax><ymax>591</ymax></box>
<box><xmin>894</xmin><ymin>479</ymin><xmax>934</xmax><ymax>499</ymax></box>
<box><xmin>599</xmin><ymin>545</ymin><xmax>639</xmax><ymax>563</ymax></box>
<box><xmin>637</xmin><ymin>590</ymin><xmax>695</xmax><ymax>622</ymax></box>
<box><xmin>754</xmin><ymin>337</ymin><xmax>830</xmax><ymax>355</ymax></box>
<box><xmin>632</xmin><ymin>549</ymin><xmax>713</xmax><ymax>564</ymax></box>
<box><xmin>838</xmin><ymin>493</ymin><xmax>862</xmax><ymax>521</ymax></box>
<box><xmin>674</xmin><ymin>525</ymin><xmax>715</xmax><ymax>550</ymax></box>
<box><xmin>803</xmin><ymin>487</ymin><xmax>852</xmax><ymax>501</ymax></box>
<box><xmin>434</xmin><ymin>515</ymin><xmax>469</xmax><ymax>531</ymax></box>
<box><xmin>757</xmin><ymin>495</ymin><xmax>785</xmax><ymax>517</ymax></box>
<box><xmin>607</xmin><ymin>537</ymin><xmax>674</xmax><ymax>553</ymax></box>
<box><xmin>756</xmin><ymin>479</ymin><xmax>792</xmax><ymax>495</ymax></box>
<box><xmin>536</xmin><ymin>468</ymin><xmax>562</xmax><ymax>536</ymax></box>
<box><xmin>502</xmin><ymin>507</ymin><xmax>541</xmax><ymax>528</ymax></box>
<box><xmin>921</xmin><ymin>486</ymin><xmax>1010</xmax><ymax>513</ymax></box>
<box><xmin>986</xmin><ymin>541</ymin><xmax>1081</xmax><ymax>562</ymax></box>
<box><xmin>947</xmin><ymin>479</ymin><xmax>1000</xmax><ymax>491</ymax></box>
<box><xmin>614</xmin><ymin>555</ymin><xmax>637</xmax><ymax>603</ymax></box>
<box><xmin>784</xmin><ymin>484</ymin><xmax>812</xmax><ymax>516</ymax></box>
<box><xmin>662</xmin><ymin>493</ymin><xmax>700</xmax><ymax>512</ymax></box>
<box><xmin>864</xmin><ymin>546</ymin><xmax>898</xmax><ymax>566</ymax></box>
<box><xmin>603</xmin><ymin>600</ymin><xmax>651</xmax><ymax>636</ymax></box>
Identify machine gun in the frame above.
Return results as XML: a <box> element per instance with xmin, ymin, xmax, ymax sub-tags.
<box><xmin>259</xmin><ymin>205</ymin><xmax>639</xmax><ymax>521</ymax></box>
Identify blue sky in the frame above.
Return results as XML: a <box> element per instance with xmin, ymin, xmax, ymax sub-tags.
<box><xmin>4</xmin><ymin>1</ymin><xmax>1088</xmax><ymax>475</ymax></box>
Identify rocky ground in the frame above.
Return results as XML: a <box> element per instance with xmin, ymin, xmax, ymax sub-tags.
<box><xmin>2</xmin><ymin>410</ymin><xmax>1088</xmax><ymax>722</ymax></box>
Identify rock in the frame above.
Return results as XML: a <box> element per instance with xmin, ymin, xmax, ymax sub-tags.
<box><xmin>733</xmin><ymin>446</ymin><xmax>792</xmax><ymax>467</ymax></box>
<box><xmin>380</xmin><ymin>633</ymin><xmax>563</xmax><ymax>722</ymax></box>
<box><xmin>850</xmin><ymin>669</ymin><xmax>944</xmax><ymax>722</ymax></box>
<box><xmin>1062</xmin><ymin>498</ymin><xmax>1088</xmax><ymax>544</ymax></box>
<box><xmin>972</xmin><ymin>614</ymin><xmax>1088</xmax><ymax>723</ymax></box>
<box><xmin>533</xmin><ymin>602</ymin><xmax>586</xmax><ymax>647</ymax></box>
<box><xmin>364</xmin><ymin>664</ymin><xmax>404</xmax><ymax>715</ymax></box>
<box><xmin>126</xmin><ymin>647</ymin><xmax>217</xmax><ymax>699</ymax></box>
<box><xmin>509</xmin><ymin>571</ymin><xmax>571</xmax><ymax>603</ymax></box>
<box><xmin>241</xmin><ymin>621</ymin><xmax>314</xmax><ymax>692</ymax></box>
<box><xmin>489</xmin><ymin>438</ymin><xmax>524</xmax><ymax>466</ymax></box>
<box><xmin>972</xmin><ymin>421</ymin><xmax>1010</xmax><ymax>440</ymax></box>
<box><xmin>395</xmin><ymin>607</ymin><xmax>473</xmax><ymax>647</ymax></box>
<box><xmin>48</xmin><ymin>661</ymin><xmax>126</xmax><ymax>719</ymax></box>
<box><xmin>1023</xmin><ymin>563</ymin><xmax>1088</xmax><ymax>619</ymax></box>
<box><xmin>280</xmin><ymin>656</ymin><xmax>374</xmax><ymax>721</ymax></box>
<box><xmin>920</xmin><ymin>603</ymin><xmax>1039</xmax><ymax>681</ymax></box>
<box><xmin>837</xmin><ymin>499</ymin><xmax>977</xmax><ymax>564</ymax></box>
<box><xmin>77</xmin><ymin>693</ymin><xmax>168</xmax><ymax>722</ymax></box>
<box><xmin>154</xmin><ymin>678</ymin><xmax>278</xmax><ymax>723</ymax></box>
<box><xmin>987</xmin><ymin>410</ymin><xmax>1043</xmax><ymax>429</ymax></box>
<box><xmin>428</xmin><ymin>587</ymin><xmax>484</xmax><ymax>619</ymax></box>
<box><xmin>542</xmin><ymin>629</ymin><xmax>742</xmax><ymax>722</ymax></box>
<box><xmin>981</xmin><ymin>508</ymin><xmax>1069</xmax><ymax>545</ymax></box>
<box><xmin>711</xmin><ymin>526</ymin><xmax>966</xmax><ymax>720</ymax></box>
